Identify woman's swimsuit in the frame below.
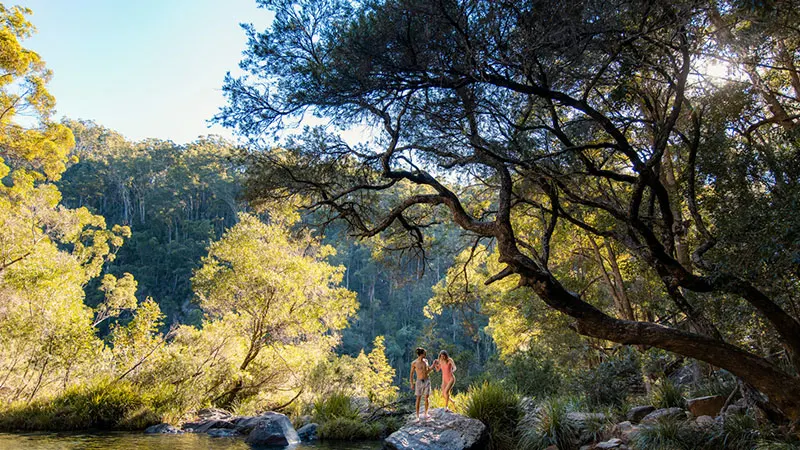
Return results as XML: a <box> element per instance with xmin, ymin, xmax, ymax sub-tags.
<box><xmin>440</xmin><ymin>360</ymin><xmax>454</xmax><ymax>385</ymax></box>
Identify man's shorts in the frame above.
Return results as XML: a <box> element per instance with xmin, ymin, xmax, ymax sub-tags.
<box><xmin>415</xmin><ymin>378</ymin><xmax>431</xmax><ymax>397</ymax></box>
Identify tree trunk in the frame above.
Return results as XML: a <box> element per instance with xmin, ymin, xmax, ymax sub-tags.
<box><xmin>515</xmin><ymin>266</ymin><xmax>800</xmax><ymax>421</ymax></box>
<box><xmin>605</xmin><ymin>242</ymin><xmax>636</xmax><ymax>322</ymax></box>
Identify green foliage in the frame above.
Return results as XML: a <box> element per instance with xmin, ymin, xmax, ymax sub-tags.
<box><xmin>631</xmin><ymin>417</ymin><xmax>701</xmax><ymax>450</ymax></box>
<box><xmin>519</xmin><ymin>397</ymin><xmax>579</xmax><ymax>450</ymax></box>
<box><xmin>192</xmin><ymin>212</ymin><xmax>358</xmax><ymax>407</ymax></box>
<box><xmin>573</xmin><ymin>350</ymin><xmax>643</xmax><ymax>408</ymax></box>
<box><xmin>312</xmin><ymin>392</ymin><xmax>402</xmax><ymax>440</ymax></box>
<box><xmin>313</xmin><ymin>393</ymin><xmax>360</xmax><ymax>422</ymax></box>
<box><xmin>317</xmin><ymin>417</ymin><xmax>397</xmax><ymax>440</ymax></box>
<box><xmin>58</xmin><ymin>120</ymin><xmax>243</xmax><ymax>323</ymax></box>
<box><xmin>217</xmin><ymin>0</ymin><xmax>800</xmax><ymax>421</ymax></box>
<box><xmin>716</xmin><ymin>414</ymin><xmax>761</xmax><ymax>450</ymax></box>
<box><xmin>651</xmin><ymin>379</ymin><xmax>686</xmax><ymax>409</ymax></box>
<box><xmin>632</xmin><ymin>414</ymin><xmax>767</xmax><ymax>450</ymax></box>
<box><xmin>0</xmin><ymin>379</ymin><xmax>176</xmax><ymax>431</ymax></box>
<box><xmin>462</xmin><ymin>381</ymin><xmax>522</xmax><ymax>450</ymax></box>
<box><xmin>506</xmin><ymin>352</ymin><xmax>562</xmax><ymax>398</ymax></box>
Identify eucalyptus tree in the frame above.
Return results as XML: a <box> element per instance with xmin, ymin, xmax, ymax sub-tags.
<box><xmin>217</xmin><ymin>0</ymin><xmax>800</xmax><ymax>419</ymax></box>
<box><xmin>0</xmin><ymin>4</ymin><xmax>131</xmax><ymax>401</ymax></box>
<box><xmin>192</xmin><ymin>212</ymin><xmax>358</xmax><ymax>407</ymax></box>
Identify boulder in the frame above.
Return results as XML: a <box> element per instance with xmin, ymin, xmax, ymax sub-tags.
<box><xmin>232</xmin><ymin>416</ymin><xmax>260</xmax><ymax>433</ymax></box>
<box><xmin>724</xmin><ymin>404</ymin><xmax>746</xmax><ymax>417</ymax></box>
<box><xmin>669</xmin><ymin>362</ymin><xmax>699</xmax><ymax>386</ymax></box>
<box><xmin>626</xmin><ymin>406</ymin><xmax>656</xmax><ymax>423</ymax></box>
<box><xmin>693</xmin><ymin>415</ymin><xmax>716</xmax><ymax>428</ymax></box>
<box><xmin>207</xmin><ymin>428</ymin><xmax>240</xmax><ymax>438</ymax></box>
<box><xmin>611</xmin><ymin>421</ymin><xmax>639</xmax><ymax>442</ymax></box>
<box><xmin>383</xmin><ymin>408</ymin><xmax>487</xmax><ymax>450</ymax></box>
<box><xmin>640</xmin><ymin>407</ymin><xmax>687</xmax><ymax>424</ymax></box>
<box><xmin>295</xmin><ymin>414</ymin><xmax>314</xmax><ymax>428</ymax></box>
<box><xmin>182</xmin><ymin>419</ymin><xmax>235</xmax><ymax>433</ymax></box>
<box><xmin>144</xmin><ymin>423</ymin><xmax>182</xmax><ymax>434</ymax></box>
<box><xmin>596</xmin><ymin>438</ymin><xmax>624</xmax><ymax>448</ymax></box>
<box><xmin>297</xmin><ymin>422</ymin><xmax>319</xmax><ymax>441</ymax></box>
<box><xmin>686</xmin><ymin>395</ymin><xmax>726</xmax><ymax>417</ymax></box>
<box><xmin>196</xmin><ymin>408</ymin><xmax>233</xmax><ymax>421</ymax></box>
<box><xmin>244</xmin><ymin>412</ymin><xmax>300</xmax><ymax>447</ymax></box>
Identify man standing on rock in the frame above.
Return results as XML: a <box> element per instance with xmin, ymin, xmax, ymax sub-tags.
<box><xmin>410</xmin><ymin>347</ymin><xmax>435</xmax><ymax>421</ymax></box>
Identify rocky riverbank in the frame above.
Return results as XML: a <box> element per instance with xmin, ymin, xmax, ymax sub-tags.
<box><xmin>146</xmin><ymin>408</ymin><xmax>309</xmax><ymax>446</ymax></box>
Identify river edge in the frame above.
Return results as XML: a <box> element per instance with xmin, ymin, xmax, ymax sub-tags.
<box><xmin>0</xmin><ymin>432</ymin><xmax>384</xmax><ymax>450</ymax></box>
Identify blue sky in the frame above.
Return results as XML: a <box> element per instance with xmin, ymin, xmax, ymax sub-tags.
<box><xmin>17</xmin><ymin>0</ymin><xmax>273</xmax><ymax>144</ymax></box>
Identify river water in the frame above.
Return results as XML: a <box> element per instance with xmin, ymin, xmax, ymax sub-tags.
<box><xmin>0</xmin><ymin>433</ymin><xmax>384</xmax><ymax>449</ymax></box>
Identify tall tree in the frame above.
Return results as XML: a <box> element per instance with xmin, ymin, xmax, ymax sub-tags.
<box><xmin>0</xmin><ymin>4</ymin><xmax>130</xmax><ymax>401</ymax></box>
<box><xmin>192</xmin><ymin>212</ymin><xmax>358</xmax><ymax>407</ymax></box>
<box><xmin>218</xmin><ymin>0</ymin><xmax>800</xmax><ymax>419</ymax></box>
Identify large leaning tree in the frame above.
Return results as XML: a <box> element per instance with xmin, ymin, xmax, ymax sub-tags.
<box><xmin>217</xmin><ymin>0</ymin><xmax>800</xmax><ymax>420</ymax></box>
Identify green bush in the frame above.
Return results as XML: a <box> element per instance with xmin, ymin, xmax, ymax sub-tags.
<box><xmin>313</xmin><ymin>392</ymin><xmax>360</xmax><ymax>422</ymax></box>
<box><xmin>714</xmin><ymin>414</ymin><xmax>760</xmax><ymax>450</ymax></box>
<box><xmin>651</xmin><ymin>378</ymin><xmax>686</xmax><ymax>409</ymax></box>
<box><xmin>631</xmin><ymin>416</ymin><xmax>703</xmax><ymax>450</ymax></box>
<box><xmin>573</xmin><ymin>350</ymin><xmax>643</xmax><ymax>408</ymax></box>
<box><xmin>317</xmin><ymin>416</ymin><xmax>399</xmax><ymax>440</ymax></box>
<box><xmin>318</xmin><ymin>417</ymin><xmax>378</xmax><ymax>440</ymax></box>
<box><xmin>0</xmin><ymin>379</ymin><xmax>171</xmax><ymax>431</ymax></box>
<box><xmin>519</xmin><ymin>396</ymin><xmax>579</xmax><ymax>450</ymax></box>
<box><xmin>633</xmin><ymin>414</ymin><xmax>763</xmax><ymax>450</ymax></box>
<box><xmin>463</xmin><ymin>381</ymin><xmax>522</xmax><ymax>450</ymax></box>
<box><xmin>507</xmin><ymin>352</ymin><xmax>562</xmax><ymax>398</ymax></box>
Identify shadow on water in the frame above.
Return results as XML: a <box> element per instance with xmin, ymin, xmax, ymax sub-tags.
<box><xmin>0</xmin><ymin>433</ymin><xmax>383</xmax><ymax>450</ymax></box>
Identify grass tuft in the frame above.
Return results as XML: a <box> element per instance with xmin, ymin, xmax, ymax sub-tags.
<box><xmin>462</xmin><ymin>381</ymin><xmax>522</xmax><ymax>450</ymax></box>
<box><xmin>313</xmin><ymin>392</ymin><xmax>360</xmax><ymax>422</ymax></box>
<box><xmin>651</xmin><ymin>378</ymin><xmax>686</xmax><ymax>409</ymax></box>
<box><xmin>519</xmin><ymin>396</ymin><xmax>579</xmax><ymax>450</ymax></box>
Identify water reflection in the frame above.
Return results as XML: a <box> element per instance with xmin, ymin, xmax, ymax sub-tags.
<box><xmin>0</xmin><ymin>433</ymin><xmax>383</xmax><ymax>450</ymax></box>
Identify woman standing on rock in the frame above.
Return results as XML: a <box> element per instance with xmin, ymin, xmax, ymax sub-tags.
<box><xmin>434</xmin><ymin>350</ymin><xmax>457</xmax><ymax>412</ymax></box>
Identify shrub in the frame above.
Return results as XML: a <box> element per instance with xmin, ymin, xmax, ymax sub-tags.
<box><xmin>463</xmin><ymin>381</ymin><xmax>522</xmax><ymax>450</ymax></box>
<box><xmin>651</xmin><ymin>378</ymin><xmax>686</xmax><ymax>409</ymax></box>
<box><xmin>714</xmin><ymin>414</ymin><xmax>760</xmax><ymax>450</ymax></box>
<box><xmin>631</xmin><ymin>414</ymin><xmax>763</xmax><ymax>450</ymax></box>
<box><xmin>429</xmin><ymin>388</ymin><xmax>468</xmax><ymax>412</ymax></box>
<box><xmin>0</xmin><ymin>379</ymin><xmax>171</xmax><ymax>431</ymax></box>
<box><xmin>755</xmin><ymin>441</ymin><xmax>800</xmax><ymax>449</ymax></box>
<box><xmin>632</xmin><ymin>416</ymin><xmax>702</xmax><ymax>449</ymax></box>
<box><xmin>507</xmin><ymin>352</ymin><xmax>562</xmax><ymax>398</ymax></box>
<box><xmin>313</xmin><ymin>392</ymin><xmax>360</xmax><ymax>422</ymax></box>
<box><xmin>519</xmin><ymin>397</ymin><xmax>579</xmax><ymax>450</ymax></box>
<box><xmin>573</xmin><ymin>349</ymin><xmax>643</xmax><ymax>408</ymax></box>
<box><xmin>318</xmin><ymin>417</ymin><xmax>381</xmax><ymax>440</ymax></box>
<box><xmin>317</xmin><ymin>416</ymin><xmax>400</xmax><ymax>440</ymax></box>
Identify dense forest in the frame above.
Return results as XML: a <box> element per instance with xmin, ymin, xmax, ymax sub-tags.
<box><xmin>2</xmin><ymin>0</ymin><xmax>800</xmax><ymax>449</ymax></box>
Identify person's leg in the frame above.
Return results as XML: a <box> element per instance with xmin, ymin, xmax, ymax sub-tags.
<box><xmin>445</xmin><ymin>379</ymin><xmax>454</xmax><ymax>410</ymax></box>
<box><xmin>424</xmin><ymin>394</ymin><xmax>430</xmax><ymax>418</ymax></box>
<box><xmin>442</xmin><ymin>380</ymin><xmax>450</xmax><ymax>411</ymax></box>
<box><xmin>415</xmin><ymin>395</ymin><xmax>421</xmax><ymax>419</ymax></box>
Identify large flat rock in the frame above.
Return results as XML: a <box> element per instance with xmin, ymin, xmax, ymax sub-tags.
<box><xmin>640</xmin><ymin>407</ymin><xmax>687</xmax><ymax>424</ymax></box>
<box><xmin>686</xmin><ymin>395</ymin><xmax>725</xmax><ymax>417</ymax></box>
<box><xmin>383</xmin><ymin>408</ymin><xmax>487</xmax><ymax>450</ymax></box>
